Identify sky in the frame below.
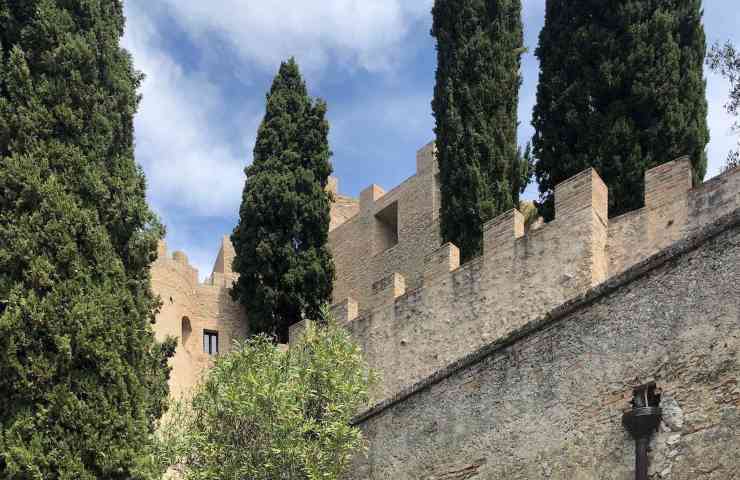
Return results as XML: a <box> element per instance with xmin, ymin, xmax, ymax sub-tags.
<box><xmin>121</xmin><ymin>0</ymin><xmax>740</xmax><ymax>278</ymax></box>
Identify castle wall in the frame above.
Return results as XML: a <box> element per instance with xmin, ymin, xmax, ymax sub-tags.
<box><xmin>338</xmin><ymin>168</ymin><xmax>613</xmax><ymax>400</ymax></box>
<box><xmin>153</xmin><ymin>139</ymin><xmax>740</xmax><ymax>409</ymax></box>
<box><xmin>332</xmin><ymin>157</ymin><xmax>740</xmax><ymax>401</ymax></box>
<box><xmin>347</xmin><ymin>211</ymin><xmax>740</xmax><ymax>480</ymax></box>
<box><xmin>329</xmin><ymin>142</ymin><xmax>441</xmax><ymax>310</ymax></box>
<box><xmin>151</xmin><ymin>236</ymin><xmax>247</xmax><ymax>398</ymax></box>
<box><xmin>328</xmin><ymin>176</ymin><xmax>360</xmax><ymax>232</ymax></box>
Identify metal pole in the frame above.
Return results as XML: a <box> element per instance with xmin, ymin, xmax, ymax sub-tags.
<box><xmin>623</xmin><ymin>384</ymin><xmax>661</xmax><ymax>480</ymax></box>
<box><xmin>634</xmin><ymin>436</ymin><xmax>649</xmax><ymax>480</ymax></box>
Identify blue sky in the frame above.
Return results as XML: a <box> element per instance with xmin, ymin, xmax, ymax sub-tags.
<box><xmin>122</xmin><ymin>1</ymin><xmax>740</xmax><ymax>278</ymax></box>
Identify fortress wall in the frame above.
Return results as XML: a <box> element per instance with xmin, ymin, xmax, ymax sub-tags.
<box><xmin>329</xmin><ymin>142</ymin><xmax>441</xmax><ymax>310</ymax></box>
<box><xmin>608</xmin><ymin>161</ymin><xmax>740</xmax><ymax>276</ymax></box>
<box><xmin>340</xmin><ymin>167</ymin><xmax>610</xmax><ymax>400</ymax></box>
<box><xmin>608</xmin><ymin>158</ymin><xmax>692</xmax><ymax>275</ymax></box>
<box><xmin>151</xmin><ymin>238</ymin><xmax>246</xmax><ymax>398</ymax></box>
<box><xmin>328</xmin><ymin>176</ymin><xmax>360</xmax><ymax>232</ymax></box>
<box><xmin>153</xmin><ymin>139</ymin><xmax>740</xmax><ymax>407</ymax></box>
<box><xmin>334</xmin><ymin>155</ymin><xmax>740</xmax><ymax>401</ymax></box>
<box><xmin>347</xmin><ymin>212</ymin><xmax>740</xmax><ymax>480</ymax></box>
<box><xmin>689</xmin><ymin>164</ymin><xmax>740</xmax><ymax>232</ymax></box>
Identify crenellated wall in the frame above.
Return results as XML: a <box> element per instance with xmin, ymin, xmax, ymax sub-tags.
<box><xmin>329</xmin><ymin>142</ymin><xmax>442</xmax><ymax>310</ymax></box>
<box><xmin>347</xmin><ymin>208</ymin><xmax>740</xmax><ymax>480</ymax></box>
<box><xmin>153</xmin><ymin>140</ymin><xmax>740</xmax><ymax>406</ymax></box>
<box><xmin>151</xmin><ymin>236</ymin><xmax>247</xmax><ymax>398</ymax></box>
<box><xmin>327</xmin><ymin>151</ymin><xmax>740</xmax><ymax>401</ymax></box>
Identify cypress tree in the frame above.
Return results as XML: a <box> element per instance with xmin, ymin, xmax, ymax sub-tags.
<box><xmin>432</xmin><ymin>0</ymin><xmax>528</xmax><ymax>262</ymax></box>
<box><xmin>231</xmin><ymin>58</ymin><xmax>335</xmax><ymax>344</ymax></box>
<box><xmin>707</xmin><ymin>41</ymin><xmax>740</xmax><ymax>171</ymax></box>
<box><xmin>533</xmin><ymin>0</ymin><xmax>709</xmax><ymax>220</ymax></box>
<box><xmin>0</xmin><ymin>1</ymin><xmax>173</xmax><ymax>478</ymax></box>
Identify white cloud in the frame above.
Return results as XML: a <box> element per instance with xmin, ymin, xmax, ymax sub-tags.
<box><xmin>706</xmin><ymin>69</ymin><xmax>738</xmax><ymax>177</ymax></box>
<box><xmin>123</xmin><ymin>1</ymin><xmax>251</xmax><ymax>219</ymax></box>
<box><xmin>155</xmin><ymin>0</ymin><xmax>433</xmax><ymax>74</ymax></box>
<box><xmin>123</xmin><ymin>1</ymin><xmax>260</xmax><ymax>276</ymax></box>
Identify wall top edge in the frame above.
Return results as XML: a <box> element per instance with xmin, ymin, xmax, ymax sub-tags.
<box><xmin>350</xmin><ymin>206</ymin><xmax>740</xmax><ymax>426</ymax></box>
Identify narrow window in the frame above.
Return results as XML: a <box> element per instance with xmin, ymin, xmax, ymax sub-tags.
<box><xmin>203</xmin><ymin>330</ymin><xmax>219</xmax><ymax>356</ymax></box>
<box><xmin>433</xmin><ymin>173</ymin><xmax>442</xmax><ymax>219</ymax></box>
<box><xmin>181</xmin><ymin>316</ymin><xmax>192</xmax><ymax>345</ymax></box>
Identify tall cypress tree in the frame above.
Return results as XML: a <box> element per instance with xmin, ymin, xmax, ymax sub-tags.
<box><xmin>231</xmin><ymin>59</ymin><xmax>334</xmax><ymax>344</ymax></box>
<box><xmin>533</xmin><ymin>0</ymin><xmax>709</xmax><ymax>220</ymax></box>
<box><xmin>432</xmin><ymin>0</ymin><xmax>527</xmax><ymax>262</ymax></box>
<box><xmin>0</xmin><ymin>1</ymin><xmax>173</xmax><ymax>478</ymax></box>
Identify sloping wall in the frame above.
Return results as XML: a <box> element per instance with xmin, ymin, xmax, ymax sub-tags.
<box><xmin>347</xmin><ymin>210</ymin><xmax>740</xmax><ymax>480</ymax></box>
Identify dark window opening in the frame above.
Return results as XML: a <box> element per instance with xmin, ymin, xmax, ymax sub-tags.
<box><xmin>181</xmin><ymin>316</ymin><xmax>192</xmax><ymax>345</ymax></box>
<box><xmin>203</xmin><ymin>330</ymin><xmax>219</xmax><ymax>356</ymax></box>
<box><xmin>375</xmin><ymin>201</ymin><xmax>399</xmax><ymax>253</ymax></box>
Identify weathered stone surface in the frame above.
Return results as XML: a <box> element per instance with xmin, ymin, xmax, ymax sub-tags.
<box><xmin>151</xmin><ymin>236</ymin><xmax>247</xmax><ymax>398</ymax></box>
<box><xmin>346</xmin><ymin>213</ymin><xmax>740</xmax><ymax>479</ymax></box>
<box><xmin>151</xmin><ymin>142</ymin><xmax>740</xmax><ymax>416</ymax></box>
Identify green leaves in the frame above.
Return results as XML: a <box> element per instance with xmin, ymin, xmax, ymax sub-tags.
<box><xmin>0</xmin><ymin>1</ymin><xmax>171</xmax><ymax>478</ymax></box>
<box><xmin>231</xmin><ymin>58</ymin><xmax>335</xmax><ymax>342</ymax></box>
<box><xmin>158</xmin><ymin>318</ymin><xmax>375</xmax><ymax>480</ymax></box>
<box><xmin>533</xmin><ymin>0</ymin><xmax>709</xmax><ymax>219</ymax></box>
<box><xmin>707</xmin><ymin>41</ymin><xmax>740</xmax><ymax>172</ymax></box>
<box><xmin>432</xmin><ymin>0</ymin><xmax>526</xmax><ymax>262</ymax></box>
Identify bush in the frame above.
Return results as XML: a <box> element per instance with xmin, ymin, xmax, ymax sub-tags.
<box><xmin>158</xmin><ymin>313</ymin><xmax>376</xmax><ymax>480</ymax></box>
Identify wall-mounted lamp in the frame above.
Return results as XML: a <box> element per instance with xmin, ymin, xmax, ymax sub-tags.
<box><xmin>622</xmin><ymin>383</ymin><xmax>662</xmax><ymax>480</ymax></box>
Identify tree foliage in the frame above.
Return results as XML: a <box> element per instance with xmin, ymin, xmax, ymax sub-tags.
<box><xmin>231</xmin><ymin>59</ymin><xmax>335</xmax><ymax>343</ymax></box>
<box><xmin>0</xmin><ymin>1</ymin><xmax>173</xmax><ymax>478</ymax></box>
<box><xmin>432</xmin><ymin>0</ymin><xmax>529</xmax><ymax>262</ymax></box>
<box><xmin>707</xmin><ymin>40</ymin><xmax>740</xmax><ymax>171</ymax></box>
<box><xmin>533</xmin><ymin>0</ymin><xmax>709</xmax><ymax>220</ymax></box>
<box><xmin>158</xmin><ymin>314</ymin><xmax>375</xmax><ymax>480</ymax></box>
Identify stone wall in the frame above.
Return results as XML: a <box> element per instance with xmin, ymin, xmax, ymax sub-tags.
<box><xmin>151</xmin><ymin>236</ymin><xmax>247</xmax><ymax>398</ymax></box>
<box><xmin>328</xmin><ymin>176</ymin><xmax>360</xmax><ymax>232</ymax></box>
<box><xmin>152</xmin><ymin>139</ymin><xmax>740</xmax><ymax>406</ymax></box>
<box><xmin>331</xmin><ymin>156</ymin><xmax>740</xmax><ymax>401</ymax></box>
<box><xmin>329</xmin><ymin>142</ymin><xmax>441</xmax><ymax>310</ymax></box>
<box><xmin>608</xmin><ymin>158</ymin><xmax>740</xmax><ymax>275</ymax></box>
<box><xmin>347</xmin><ymin>210</ymin><xmax>740</xmax><ymax>480</ymax></box>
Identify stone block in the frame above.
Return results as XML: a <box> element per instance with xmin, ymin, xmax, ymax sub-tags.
<box><xmin>372</xmin><ymin>273</ymin><xmax>406</xmax><ymax>306</ymax></box>
<box><xmin>555</xmin><ymin>168</ymin><xmax>608</xmax><ymax>224</ymax></box>
<box><xmin>331</xmin><ymin>297</ymin><xmax>359</xmax><ymax>324</ymax></box>
<box><xmin>327</xmin><ymin>176</ymin><xmax>339</xmax><ymax>196</ymax></box>
<box><xmin>289</xmin><ymin>319</ymin><xmax>313</xmax><ymax>345</ymax></box>
<box><xmin>416</xmin><ymin>141</ymin><xmax>437</xmax><ymax>175</ymax></box>
<box><xmin>424</xmin><ymin>243</ymin><xmax>461</xmax><ymax>282</ymax></box>
<box><xmin>483</xmin><ymin>209</ymin><xmax>525</xmax><ymax>257</ymax></box>
<box><xmin>360</xmin><ymin>184</ymin><xmax>386</xmax><ymax>211</ymax></box>
<box><xmin>645</xmin><ymin>157</ymin><xmax>692</xmax><ymax>210</ymax></box>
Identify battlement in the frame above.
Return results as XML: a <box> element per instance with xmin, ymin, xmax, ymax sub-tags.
<box><xmin>151</xmin><ymin>238</ymin><xmax>247</xmax><ymax>398</ymax></box>
<box><xmin>325</xmin><ymin>147</ymin><xmax>740</xmax><ymax>400</ymax></box>
<box><xmin>153</xmin><ymin>140</ymin><xmax>740</xmax><ymax>404</ymax></box>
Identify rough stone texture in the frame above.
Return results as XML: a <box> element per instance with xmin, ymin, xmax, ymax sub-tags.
<box><xmin>152</xmin><ymin>143</ymin><xmax>740</xmax><ymax>406</ymax></box>
<box><xmin>344</xmin><ymin>166</ymin><xmax>613</xmax><ymax>400</ymax></box>
<box><xmin>347</xmin><ymin>211</ymin><xmax>740</xmax><ymax>480</ymax></box>
<box><xmin>328</xmin><ymin>176</ymin><xmax>360</xmax><ymax>232</ymax></box>
<box><xmin>608</xmin><ymin>160</ymin><xmax>740</xmax><ymax>275</ymax></box>
<box><xmin>151</xmin><ymin>237</ymin><xmax>247</xmax><ymax>398</ymax></box>
<box><xmin>336</xmin><ymin>157</ymin><xmax>739</xmax><ymax>401</ymax></box>
<box><xmin>329</xmin><ymin>142</ymin><xmax>442</xmax><ymax>311</ymax></box>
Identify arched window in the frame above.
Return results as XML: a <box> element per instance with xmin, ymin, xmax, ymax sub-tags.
<box><xmin>181</xmin><ymin>316</ymin><xmax>192</xmax><ymax>345</ymax></box>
